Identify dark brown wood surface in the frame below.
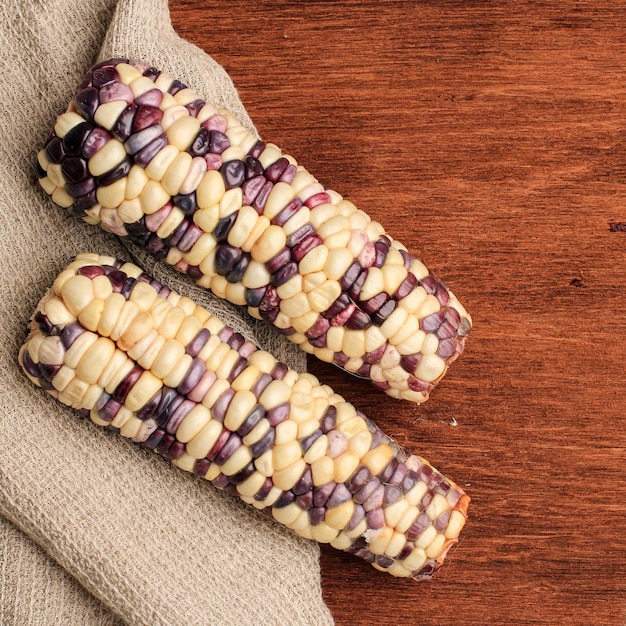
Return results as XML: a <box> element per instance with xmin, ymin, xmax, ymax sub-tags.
<box><xmin>170</xmin><ymin>2</ymin><xmax>626</xmax><ymax>624</ymax></box>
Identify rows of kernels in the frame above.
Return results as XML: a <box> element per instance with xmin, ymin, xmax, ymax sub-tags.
<box><xmin>37</xmin><ymin>58</ymin><xmax>472</xmax><ymax>404</ymax></box>
<box><xmin>20</xmin><ymin>253</ymin><xmax>469</xmax><ymax>579</ymax></box>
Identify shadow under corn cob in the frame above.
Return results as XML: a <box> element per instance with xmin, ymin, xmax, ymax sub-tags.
<box><xmin>19</xmin><ymin>253</ymin><xmax>469</xmax><ymax>579</ymax></box>
<box><xmin>36</xmin><ymin>58</ymin><xmax>472</xmax><ymax>404</ymax></box>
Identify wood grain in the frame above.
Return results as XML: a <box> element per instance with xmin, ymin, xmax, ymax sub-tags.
<box><xmin>169</xmin><ymin>2</ymin><xmax>626</xmax><ymax>623</ymax></box>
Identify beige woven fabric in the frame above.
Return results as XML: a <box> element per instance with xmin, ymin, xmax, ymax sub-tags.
<box><xmin>0</xmin><ymin>0</ymin><xmax>334</xmax><ymax>624</ymax></box>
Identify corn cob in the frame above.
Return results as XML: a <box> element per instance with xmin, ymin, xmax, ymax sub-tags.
<box><xmin>19</xmin><ymin>253</ymin><xmax>469</xmax><ymax>579</ymax></box>
<box><xmin>36</xmin><ymin>58</ymin><xmax>472</xmax><ymax>404</ymax></box>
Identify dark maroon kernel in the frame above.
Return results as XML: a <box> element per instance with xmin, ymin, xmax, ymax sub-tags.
<box><xmin>165</xmin><ymin>441</ymin><xmax>186</xmax><ymax>461</ymax></box>
<box><xmin>248</xmin><ymin>140</ymin><xmax>265</xmax><ymax>158</ymax></box>
<box><xmin>345</xmin><ymin>308</ymin><xmax>371</xmax><ymax>330</ymax></box>
<box><xmin>394</xmin><ymin>273</ymin><xmax>418</xmax><ymax>300</ymax></box>
<box><xmin>363</xmin><ymin>344</ymin><xmax>386</xmax><ymax>366</ymax></box>
<box><xmin>407</xmin><ymin>513</ymin><xmax>431</xmax><ymax>541</ymax></box>
<box><xmin>221</xmin><ymin>160</ymin><xmax>246</xmax><ymax>189</ymax></box>
<box><xmin>167</xmin><ymin>79</ymin><xmax>187</xmax><ymax>94</ymax></box>
<box><xmin>400</xmin><ymin>354</ymin><xmax>421</xmax><ymax>373</ymax></box>
<box><xmin>249</xmin><ymin>427</ymin><xmax>275</xmax><ymax>458</ymax></box>
<box><xmin>307</xmin><ymin>333</ymin><xmax>327</xmax><ymax>349</ymax></box>
<box><xmin>323</xmin><ymin>293</ymin><xmax>351</xmax><ymax>319</ymax></box>
<box><xmin>266</xmin><ymin>247</ymin><xmax>291</xmax><ymax>274</ymax></box>
<box><xmin>327</xmin><ymin>484</ymin><xmax>352</xmax><ymax>508</ymax></box>
<box><xmin>245</xmin><ymin>286</ymin><xmax>266</xmax><ymax>309</ymax></box>
<box><xmin>309</xmin><ymin>507</ymin><xmax>326</xmax><ymax>526</ymax></box>
<box><xmin>166</xmin><ymin>218</ymin><xmax>189</xmax><ymax>248</ymax></box>
<box><xmin>236</xmin><ymin>404</ymin><xmax>265</xmax><ymax>437</ymax></box>
<box><xmin>192</xmin><ymin>458</ymin><xmax>211</xmax><ymax>476</ymax></box>
<box><xmin>208</xmin><ymin>130</ymin><xmax>230</xmax><ymax>154</ymax></box>
<box><xmin>186</xmin><ymin>328</ymin><xmax>211</xmax><ymax>357</ymax></box>
<box><xmin>252</xmin><ymin>180</ymin><xmax>274</xmax><ymax>214</ymax></box>
<box><xmin>305</xmin><ymin>316</ymin><xmax>330</xmax><ymax>339</ymax></box>
<box><xmin>271</xmin><ymin>262</ymin><xmax>298</xmax><ymax>287</ymax></box>
<box><xmin>60</xmin><ymin>157</ymin><xmax>88</xmax><ymax>184</ymax></box>
<box><xmin>332</xmin><ymin>351</ymin><xmax>350</xmax><ymax>367</ymax></box>
<box><xmin>398</xmin><ymin>249</ymin><xmax>414</xmax><ymax>269</ymax></box>
<box><xmin>112</xmin><ymin>366</ymin><xmax>142</xmax><ymax>403</ymax></box>
<box><xmin>188</xmin><ymin>127</ymin><xmax>211</xmax><ymax>156</ymax></box>
<box><xmin>177</xmin><ymin>223</ymin><xmax>203</xmax><ymax>252</ymax></box>
<box><xmin>259</xmin><ymin>285</ymin><xmax>279</xmax><ymax>311</ymax></box>
<box><xmin>373</xmin><ymin>240</ymin><xmax>390</xmax><ymax>267</ymax></box>
<box><xmin>295</xmin><ymin>491</ymin><xmax>313</xmax><ymax>510</ymax></box>
<box><xmin>124</xmin><ymin>218</ymin><xmax>148</xmax><ymax>239</ymax></box>
<box><xmin>62</xmin><ymin>122</ymin><xmax>91</xmax><ymax>155</ymax></box>
<box><xmin>214</xmin><ymin>212</ymin><xmax>238</xmax><ymax>242</ymax></box>
<box><xmin>271</xmin><ymin>198</ymin><xmax>303</xmax><ymax>227</ymax></box>
<box><xmin>165</xmin><ymin>398</ymin><xmax>195</xmax><ymax>434</ymax></box>
<box><xmin>141</xmin><ymin>427</ymin><xmax>165</xmax><ymax>450</ymax></box>
<box><xmin>274</xmin><ymin>490</ymin><xmax>296</xmax><ymax>508</ymax></box>
<box><xmin>132</xmin><ymin>105</ymin><xmax>163</xmax><ymax>132</ymax></box>
<box><xmin>299</xmin><ymin>429</ymin><xmax>322</xmax><ymax>454</ymax></box>
<box><xmin>304</xmin><ymin>192</ymin><xmax>331</xmax><ymax>209</ymax></box>
<box><xmin>264</xmin><ymin>157</ymin><xmax>289</xmax><ymax>182</ymax></box>
<box><xmin>136</xmin><ymin>389</ymin><xmax>163</xmax><ymax>420</ymax></box>
<box><xmin>177</xmin><ymin>358</ymin><xmax>206</xmax><ymax>395</ymax></box>
<box><xmin>99</xmin><ymin>398</ymin><xmax>122</xmax><ymax>422</ymax></box>
<box><xmin>125</xmin><ymin>125</ymin><xmax>163</xmax><ymax>155</ymax></box>
<box><xmin>398</xmin><ymin>541</ymin><xmax>415</xmax><ymax>561</ymax></box>
<box><xmin>292</xmin><ymin>234</ymin><xmax>322</xmax><ymax>262</ymax></box>
<box><xmin>226</xmin><ymin>254</ymin><xmax>250</xmax><ymax>284</ymax></box>
<box><xmin>371</xmin><ymin>298</ymin><xmax>397</xmax><ymax>325</ymax></box>
<box><xmin>339</xmin><ymin>261</ymin><xmax>361</xmax><ymax>292</ymax></box>
<box><xmin>293</xmin><ymin>467</ymin><xmax>313</xmax><ymax>496</ymax></box>
<box><xmin>33</xmin><ymin>311</ymin><xmax>54</xmax><ymax>334</ymax></box>
<box><xmin>419</xmin><ymin>274</ymin><xmax>438</xmax><ymax>295</ymax></box>
<box><xmin>81</xmin><ymin>128</ymin><xmax>111</xmax><ymax>159</ymax></box>
<box><xmin>226</xmin><ymin>332</ymin><xmax>245</xmax><ymax>351</ymax></box>
<box><xmin>359</xmin><ymin>292</ymin><xmax>388</xmax><ymax>316</ymax></box>
<box><xmin>105</xmin><ymin>268</ymin><xmax>127</xmax><ymax>293</ymax></box>
<box><xmin>91</xmin><ymin>58</ymin><xmax>129</xmax><ymax>72</ymax></box>
<box><xmin>436</xmin><ymin>284</ymin><xmax>450</xmax><ymax>306</ymax></box>
<box><xmin>347</xmin><ymin>270</ymin><xmax>367</xmax><ymax>301</ymax></box>
<box><xmin>45</xmin><ymin>136</ymin><xmax>65</xmax><ymax>163</ymax></box>
<box><xmin>95</xmin><ymin>156</ymin><xmax>132</xmax><ymax>186</ymax></box>
<box><xmin>212</xmin><ymin>388</ymin><xmax>235</xmax><ymax>422</ymax></box>
<box><xmin>266</xmin><ymin>402</ymin><xmax>289</xmax><ymax>427</ymax></box>
<box><xmin>279</xmin><ymin>164</ymin><xmax>297</xmax><ymax>184</ymax></box>
<box><xmin>313</xmin><ymin>482</ymin><xmax>336</xmax><ymax>508</ymax></box>
<box><xmin>355</xmin><ymin>362</ymin><xmax>371</xmax><ymax>378</ymax></box>
<box><xmin>354</xmin><ymin>477</ymin><xmax>381</xmax><ymax>505</ymax></box>
<box><xmin>185</xmin><ymin>99</ymin><xmax>205</xmax><ymax>117</ymax></box>
<box><xmin>353</xmin><ymin>548</ymin><xmax>376</xmax><ymax>563</ymax></box>
<box><xmin>74</xmin><ymin>87</ymin><xmax>99</xmax><ymax>121</ymax></box>
<box><xmin>436</xmin><ymin>320</ymin><xmax>457</xmax><ymax>340</ymax></box>
<box><xmin>35</xmin><ymin>159</ymin><xmax>47</xmax><ymax>178</ymax></box>
<box><xmin>205</xmin><ymin>428</ymin><xmax>229</xmax><ymax>462</ymax></box>
<box><xmin>253</xmin><ymin>477</ymin><xmax>274</xmax><ymax>502</ymax></box>
<box><xmin>120</xmin><ymin>277</ymin><xmax>137</xmax><ymax>299</ymax></box>
<box><xmin>215</xmin><ymin>244</ymin><xmax>242</xmax><ymax>276</ymax></box>
<box><xmin>212</xmin><ymin>473</ymin><xmax>230</xmax><ymax>489</ymax></box>
<box><xmin>91</xmin><ymin>66</ymin><xmax>119</xmax><ymax>88</ymax></box>
<box><xmin>20</xmin><ymin>351</ymin><xmax>42</xmax><ymax>378</ymax></box>
<box><xmin>243</xmin><ymin>155</ymin><xmax>264</xmax><ymax>179</ymax></box>
<box><xmin>78</xmin><ymin>70</ymin><xmax>93</xmax><ymax>90</ymax></box>
<box><xmin>142</xmin><ymin>65</ymin><xmax>160</xmax><ymax>79</ymax></box>
<box><xmin>146</xmin><ymin>234</ymin><xmax>167</xmax><ymax>257</ymax></box>
<box><xmin>407</xmin><ymin>376</ymin><xmax>430</xmax><ymax>393</ymax></box>
<box><xmin>242</xmin><ymin>174</ymin><xmax>266</xmax><ymax>205</ymax></box>
<box><xmin>135</xmin><ymin>89</ymin><xmax>164</xmax><ymax>107</ymax></box>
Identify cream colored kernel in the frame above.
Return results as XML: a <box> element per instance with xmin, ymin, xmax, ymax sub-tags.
<box><xmin>139</xmin><ymin>180</ymin><xmax>171</xmax><ymax>215</ymax></box>
<box><xmin>420</xmin><ymin>333</ymin><xmax>440</xmax><ymax>356</ymax></box>
<box><xmin>160</xmin><ymin>104</ymin><xmax>190</xmax><ymax>131</ymax></box>
<box><xmin>119</xmin><ymin>414</ymin><xmax>142</xmax><ymax>439</ymax></box>
<box><xmin>246</xmin><ymin>349</ymin><xmax>276</xmax><ymax>374</ymax></box>
<box><xmin>58</xmin><ymin>377</ymin><xmax>90</xmax><ymax>408</ymax></box>
<box><xmin>415</xmin><ymin>354</ymin><xmax>446</xmax><ymax>382</ymax></box>
<box><xmin>310</xmin><ymin>522</ymin><xmax>339</xmax><ymax>544</ymax></box>
<box><xmin>98</xmin><ymin>350</ymin><xmax>132</xmax><ymax>391</ymax></box>
<box><xmin>77</xmin><ymin>298</ymin><xmax>104</xmax><ymax>332</ymax></box>
<box><xmin>156</xmin><ymin>206</ymin><xmax>185</xmax><ymax>239</ymax></box>
<box><xmin>254</xmin><ymin>449</ymin><xmax>274</xmax><ymax>477</ymax></box>
<box><xmin>404</xmin><ymin>481</ymin><xmax>429</xmax><ymax>507</ymax></box>
<box><xmin>136</xmin><ymin>334</ymin><xmax>166</xmax><ymax>371</ymax></box>
<box><xmin>54</xmin><ymin>111</ymin><xmax>84</xmax><ymax>138</ymax></box>
<box><xmin>88</xmin><ymin>139</ymin><xmax>126</xmax><ymax>176</ymax></box>
<box><xmin>183</xmin><ymin>233</ymin><xmax>217</xmax><ymax>266</ymax></box>
<box><xmin>220</xmin><ymin>446</ymin><xmax>253</xmax><ymax>477</ymax></box>
<box><xmin>201</xmin><ymin>341</ymin><xmax>231</xmax><ymax>373</ymax></box>
<box><xmin>424</xmin><ymin>532</ymin><xmax>446</xmax><ymax>558</ymax></box>
<box><xmin>201</xmin><ymin>377</ymin><xmax>231</xmax><ymax>410</ymax></box>
<box><xmin>176</xmin><ymin>404</ymin><xmax>212</xmax><ymax>443</ymax></box>
<box><xmin>125</xmin><ymin>371</ymin><xmax>162</xmax><ymax>412</ymax></box>
<box><xmin>271</xmin><ymin>502</ymin><xmax>302</xmax><ymax>527</ymax></box>
<box><xmin>214</xmin><ymin>349</ymin><xmax>240</xmax><ymax>380</ymax></box>
<box><xmin>242</xmin><ymin>418</ymin><xmax>270</xmax><ymax>447</ymax></box>
<box><xmin>179</xmin><ymin>156</ymin><xmax>208</xmax><ymax>195</ymax></box>
<box><xmin>219</xmin><ymin>187</ymin><xmax>243</xmax><ymax>218</ymax></box>
<box><xmin>76</xmin><ymin>337</ymin><xmax>116</xmax><ymax>385</ymax></box>
<box><xmin>224</xmin><ymin>391</ymin><xmax>257</xmax><ymax>432</ymax></box>
<box><xmin>445</xmin><ymin>509</ymin><xmax>467</xmax><ymax>539</ymax></box>
<box><xmin>51</xmin><ymin>187</ymin><xmax>74</xmax><ymax>208</ymax></box>
<box><xmin>227</xmin><ymin>205</ymin><xmax>258</xmax><ymax>247</ymax></box>
<box><xmin>173</xmin><ymin>87</ymin><xmax>201</xmax><ymax>106</ymax></box>
<box><xmin>163</xmin><ymin>354</ymin><xmax>194</xmax><ymax>389</ymax></box>
<box><xmin>115</xmin><ymin>62</ymin><xmax>143</xmax><ymax>84</ymax></box>
<box><xmin>125</xmin><ymin>165</ymin><xmax>149</xmax><ymax>200</ymax></box>
<box><xmin>258</xmin><ymin>379</ymin><xmax>291</xmax><ymax>409</ymax></box>
<box><xmin>333</xmin><ymin>450</ymin><xmax>360</xmax><ymax>483</ymax></box>
<box><xmin>250</xmin><ymin>225</ymin><xmax>286</xmax><ymax>263</ymax></box>
<box><xmin>145</xmin><ymin>144</ymin><xmax>179</xmax><ymax>182</ymax></box>
<box><xmin>323</xmin><ymin>229</ymin><xmax>351</xmax><ymax>250</ymax></box>
<box><xmin>325</xmin><ymin>499</ymin><xmax>355</xmax><ymax>531</ymax></box>
<box><xmin>235</xmin><ymin>471</ymin><xmax>266</xmax><ymax>498</ymax></box>
<box><xmin>263</xmin><ymin>182</ymin><xmax>295</xmax><ymax>220</ymax></box>
<box><xmin>38</xmin><ymin>176</ymin><xmax>56</xmax><ymax>196</ymax></box>
<box><xmin>282</xmin><ymin>206</ymin><xmax>311</xmax><ymax>237</ymax></box>
<box><xmin>93</xmin><ymin>101</ymin><xmax>127</xmax><ymax>131</ymax></box>
<box><xmin>274</xmin><ymin>419</ymin><xmax>298</xmax><ymax>445</ymax></box>
<box><xmin>129</xmin><ymin>75</ymin><xmax>157</xmax><ymax>97</ymax></box>
<box><xmin>257</xmin><ymin>143</ymin><xmax>283</xmax><ymax>168</ymax></box>
<box><xmin>329</xmin><ymin>532</ymin><xmax>353</xmax><ymax>551</ymax></box>
<box><xmin>196</xmin><ymin>170</ymin><xmax>226</xmax><ymax>211</ymax></box>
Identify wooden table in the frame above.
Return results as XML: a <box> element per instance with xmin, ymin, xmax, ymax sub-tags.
<box><xmin>170</xmin><ymin>2</ymin><xmax>626</xmax><ymax>623</ymax></box>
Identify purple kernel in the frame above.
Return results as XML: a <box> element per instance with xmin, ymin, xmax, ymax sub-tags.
<box><xmin>375</xmin><ymin>555</ymin><xmax>395</xmax><ymax>569</ymax></box>
<box><xmin>229</xmin><ymin>462</ymin><xmax>256</xmax><ymax>485</ymax></box>
<box><xmin>252</xmin><ymin>180</ymin><xmax>274</xmax><ymax>214</ymax></box>
<box><xmin>360</xmin><ymin>292</ymin><xmax>388</xmax><ymax>316</ymax></box>
<box><xmin>309</xmin><ymin>506</ymin><xmax>326</xmax><ymax>526</ymax></box>
<box><xmin>266</xmin><ymin>402</ymin><xmax>289</xmax><ymax>427</ymax></box>
<box><xmin>363</xmin><ymin>484</ymin><xmax>385</xmax><ymax>512</ymax></box>
<box><xmin>135</xmin><ymin>88</ymin><xmax>164</xmax><ymax>108</ymax></box>
<box><xmin>437</xmin><ymin>338</ymin><xmax>457</xmax><ymax>360</ymax></box>
<box><xmin>248</xmin><ymin>140</ymin><xmax>265</xmax><ymax>158</ymax></box>
<box><xmin>371</xmin><ymin>299</ymin><xmax>397</xmax><ymax>325</ymax></box>
<box><xmin>389</xmin><ymin>463</ymin><xmax>408</xmax><ymax>485</ymax></box>
<box><xmin>214</xmin><ymin>212</ymin><xmax>238</xmax><ymax>242</ymax></box>
<box><xmin>347</xmin><ymin>270</ymin><xmax>367</xmax><ymax>301</ymax></box>
<box><xmin>379</xmin><ymin>458</ymin><xmax>399</xmax><ymax>483</ymax></box>
<box><xmin>363</xmin><ymin>344</ymin><xmax>386</xmax><ymax>365</ymax></box>
<box><xmin>299</xmin><ymin>429</ymin><xmax>322</xmax><ymax>454</ymax></box>
<box><xmin>383</xmin><ymin>484</ymin><xmax>404</xmax><ymax>506</ymax></box>
<box><xmin>295</xmin><ymin>491</ymin><xmax>313</xmax><ymax>510</ymax></box>
<box><xmin>354</xmin><ymin>477</ymin><xmax>381</xmax><ymax>505</ymax></box>
<box><xmin>305</xmin><ymin>316</ymin><xmax>330</xmax><ymax>339</ymax></box>
<box><xmin>407</xmin><ymin>513</ymin><xmax>431</xmax><ymax>541</ymax></box>
<box><xmin>228</xmin><ymin>356</ymin><xmax>248</xmax><ymax>382</ymax></box>
<box><xmin>419</xmin><ymin>274</ymin><xmax>438</xmax><ymax>295</ymax></box>
<box><xmin>212</xmin><ymin>388</ymin><xmax>235</xmax><ymax>422</ymax></box>
<box><xmin>62</xmin><ymin>122</ymin><xmax>91</xmax><ymax>155</ymax></box>
<box><xmin>274</xmin><ymin>490</ymin><xmax>296</xmax><ymax>509</ymax></box>
<box><xmin>99</xmin><ymin>81</ymin><xmax>133</xmax><ymax>104</ymax></box>
<box><xmin>332</xmin><ymin>351</ymin><xmax>350</xmax><ymax>367</ymax></box>
<box><xmin>323</xmin><ymin>293</ymin><xmax>351</xmax><ymax>319</ymax></box>
<box><xmin>251</xmin><ymin>372</ymin><xmax>272</xmax><ymax>397</ymax></box>
<box><xmin>327</xmin><ymin>483</ymin><xmax>352</xmax><ymax>508</ymax></box>
<box><xmin>166</xmin><ymin>440</ymin><xmax>186</xmax><ymax>461</ymax></box>
<box><xmin>254</xmin><ymin>477</ymin><xmax>274</xmax><ymax>501</ymax></box>
<box><xmin>165</xmin><ymin>398</ymin><xmax>195</xmax><ymax>434</ymax></box>
<box><xmin>213</xmin><ymin>433</ymin><xmax>242</xmax><ymax>465</ymax></box>
<box><xmin>166</xmin><ymin>218</ymin><xmax>189</xmax><ymax>248</ymax></box>
<box><xmin>99</xmin><ymin>398</ymin><xmax>122</xmax><ymax>422</ymax></box>
<box><xmin>236</xmin><ymin>404</ymin><xmax>265</xmax><ymax>437</ymax></box>
<box><xmin>250</xmin><ymin>427</ymin><xmax>275</xmax><ymax>458</ymax></box>
<box><xmin>279</xmin><ymin>164</ymin><xmax>297</xmax><ymax>184</ymax></box>
<box><xmin>292</xmin><ymin>234</ymin><xmax>322</xmax><ymax>262</ymax></box>
<box><xmin>65</xmin><ymin>178</ymin><xmax>96</xmax><ymax>199</ymax></box>
<box><xmin>264</xmin><ymin>157</ymin><xmax>289</xmax><ymax>182</ymax></box>
<box><xmin>61</xmin><ymin>157</ymin><xmax>89</xmax><ymax>184</ymax></box>
<box><xmin>136</xmin><ymin>389</ymin><xmax>163</xmax><ymax>420</ymax></box>
<box><xmin>330</xmin><ymin>303</ymin><xmax>356</xmax><ymax>328</ymax></box>
<box><xmin>45</xmin><ymin>136</ymin><xmax>65</xmax><ymax>163</ymax></box>
<box><xmin>134</xmin><ymin>135</ymin><xmax>168</xmax><ymax>167</ymax></box>
<box><xmin>304</xmin><ymin>192</ymin><xmax>331</xmax><ymax>209</ymax></box>
<box><xmin>215</xmin><ymin>244</ymin><xmax>242</xmax><ymax>276</ymax></box>
<box><xmin>271</xmin><ymin>198</ymin><xmax>303</xmax><ymax>226</ymax></box>
<box><xmin>221</xmin><ymin>160</ymin><xmax>246</xmax><ymax>189</ymax></box>
<box><xmin>293</xmin><ymin>467</ymin><xmax>313</xmax><ymax>495</ymax></box>
<box><xmin>436</xmin><ymin>320</ymin><xmax>457</xmax><ymax>340</ymax></box>
<box><xmin>185</xmin><ymin>99</ymin><xmax>205</xmax><ymax>117</ymax></box>
<box><xmin>271</xmin><ymin>262</ymin><xmax>298</xmax><ymax>287</ymax></box>
<box><xmin>340</xmin><ymin>261</ymin><xmax>361</xmax><ymax>291</ymax></box>
<box><xmin>125</xmin><ymin>125</ymin><xmax>164</xmax><ymax>155</ymax></box>
<box><xmin>307</xmin><ymin>333</ymin><xmax>328</xmax><ymax>349</ymax></box>
<box><xmin>82</xmin><ymin>128</ymin><xmax>111</xmax><ymax>159</ymax></box>
<box><xmin>193</xmin><ymin>458</ymin><xmax>211</xmax><ymax>477</ymax></box>
<box><xmin>226</xmin><ymin>254</ymin><xmax>249</xmax><ymax>284</ymax></box>
<box><xmin>212</xmin><ymin>473</ymin><xmax>230</xmax><ymax>489</ymax></box>
<box><xmin>96</xmin><ymin>156</ymin><xmax>132</xmax><ymax>187</ymax></box>
<box><xmin>244</xmin><ymin>155</ymin><xmax>264</xmax><ymax>179</ymax></box>
<box><xmin>177</xmin><ymin>223</ymin><xmax>203</xmax><ymax>252</ymax></box>
<box><xmin>259</xmin><ymin>285</ymin><xmax>279</xmax><ymax>311</ymax></box>
<box><xmin>346</xmin><ymin>467</ymin><xmax>371</xmax><ymax>493</ymax></box>
<box><xmin>320</xmin><ymin>406</ymin><xmax>337</xmax><ymax>433</ymax></box>
<box><xmin>188</xmin><ymin>127</ymin><xmax>211</xmax><ymax>157</ymax></box>
<box><xmin>271</xmin><ymin>362</ymin><xmax>288</xmax><ymax>380</ymax></box>
<box><xmin>346</xmin><ymin>503</ymin><xmax>366</xmax><ymax>531</ymax></box>
<box><xmin>358</xmin><ymin>242</ymin><xmax>377</xmax><ymax>268</ymax></box>
<box><xmin>245</xmin><ymin>286</ymin><xmax>266</xmax><ymax>309</ymax></box>
<box><xmin>286</xmin><ymin>223</ymin><xmax>315</xmax><ymax>249</ymax></box>
<box><xmin>227</xmin><ymin>332</ymin><xmax>245</xmax><ymax>350</ymax></box>
<box><xmin>112</xmin><ymin>366</ymin><xmax>142</xmax><ymax>403</ymax></box>
<box><xmin>208</xmin><ymin>130</ymin><xmax>230</xmax><ymax>154</ymax></box>
<box><xmin>266</xmin><ymin>247</ymin><xmax>291</xmax><ymax>274</ymax></box>
<box><xmin>218</xmin><ymin>326</ymin><xmax>233</xmax><ymax>343</ymax></box>
<box><xmin>345</xmin><ymin>308</ymin><xmax>371</xmax><ymax>330</ymax></box>
<box><xmin>177</xmin><ymin>358</ymin><xmax>206</xmax><ymax>395</ymax></box>
<box><xmin>394</xmin><ymin>273</ymin><xmax>418</xmax><ymax>300</ymax></box>
<box><xmin>167</xmin><ymin>79</ymin><xmax>187</xmax><ymax>95</ymax></box>
<box><xmin>132</xmin><ymin>105</ymin><xmax>163</xmax><ymax>132</ymax></box>
<box><xmin>400</xmin><ymin>353</ymin><xmax>421</xmax><ymax>373</ymax></box>
<box><xmin>207</xmin><ymin>428</ymin><xmax>230</xmax><ymax>461</ymax></box>
<box><xmin>20</xmin><ymin>350</ymin><xmax>42</xmax><ymax>378</ymax></box>
<box><xmin>242</xmin><ymin>175</ymin><xmax>266</xmax><ymax>205</ymax></box>
<box><xmin>142</xmin><ymin>427</ymin><xmax>166</xmax><ymax>450</ymax></box>
<box><xmin>365</xmin><ymin>508</ymin><xmax>385</xmax><ymax>530</ymax></box>
<box><xmin>422</xmin><ymin>310</ymin><xmax>446</xmax><ymax>333</ymax></box>
<box><xmin>313</xmin><ymin>482</ymin><xmax>336</xmax><ymax>508</ymax></box>
<box><xmin>92</xmin><ymin>66</ymin><xmax>119</xmax><ymax>89</ymax></box>
<box><xmin>74</xmin><ymin>87</ymin><xmax>99</xmax><ymax>121</ymax></box>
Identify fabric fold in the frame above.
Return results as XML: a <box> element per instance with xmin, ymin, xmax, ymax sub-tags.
<box><xmin>0</xmin><ymin>0</ymin><xmax>334</xmax><ymax>623</ymax></box>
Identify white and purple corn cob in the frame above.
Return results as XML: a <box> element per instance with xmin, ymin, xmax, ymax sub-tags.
<box><xmin>36</xmin><ymin>58</ymin><xmax>472</xmax><ymax>404</ymax></box>
<box><xmin>18</xmin><ymin>253</ymin><xmax>470</xmax><ymax>579</ymax></box>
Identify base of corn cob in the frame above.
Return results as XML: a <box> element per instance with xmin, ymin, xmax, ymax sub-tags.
<box><xmin>36</xmin><ymin>58</ymin><xmax>472</xmax><ymax>405</ymax></box>
<box><xmin>19</xmin><ymin>253</ymin><xmax>469</xmax><ymax>579</ymax></box>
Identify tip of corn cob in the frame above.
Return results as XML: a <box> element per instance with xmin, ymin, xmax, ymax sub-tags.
<box><xmin>36</xmin><ymin>58</ymin><xmax>472</xmax><ymax>405</ymax></box>
<box><xmin>19</xmin><ymin>252</ymin><xmax>469</xmax><ymax>580</ymax></box>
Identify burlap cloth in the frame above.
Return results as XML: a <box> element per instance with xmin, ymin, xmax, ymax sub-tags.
<box><xmin>0</xmin><ymin>0</ymin><xmax>335</xmax><ymax>623</ymax></box>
